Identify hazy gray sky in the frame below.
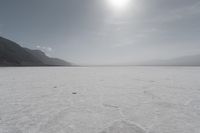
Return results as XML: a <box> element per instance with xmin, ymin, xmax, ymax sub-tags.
<box><xmin>0</xmin><ymin>0</ymin><xmax>200</xmax><ymax>65</ymax></box>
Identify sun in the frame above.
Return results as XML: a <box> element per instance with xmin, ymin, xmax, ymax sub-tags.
<box><xmin>107</xmin><ymin>0</ymin><xmax>131</xmax><ymax>11</ymax></box>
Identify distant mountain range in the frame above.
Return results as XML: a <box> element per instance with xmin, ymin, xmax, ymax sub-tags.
<box><xmin>1</xmin><ymin>36</ymin><xmax>200</xmax><ymax>67</ymax></box>
<box><xmin>0</xmin><ymin>36</ymin><xmax>72</xmax><ymax>66</ymax></box>
<box><xmin>140</xmin><ymin>54</ymin><xmax>200</xmax><ymax>66</ymax></box>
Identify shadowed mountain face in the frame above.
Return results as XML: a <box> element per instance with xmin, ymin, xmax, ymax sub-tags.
<box><xmin>0</xmin><ymin>36</ymin><xmax>71</xmax><ymax>66</ymax></box>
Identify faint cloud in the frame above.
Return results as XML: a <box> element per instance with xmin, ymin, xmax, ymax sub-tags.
<box><xmin>151</xmin><ymin>1</ymin><xmax>200</xmax><ymax>23</ymax></box>
<box><xmin>47</xmin><ymin>47</ymin><xmax>52</xmax><ymax>52</ymax></box>
<box><xmin>112</xmin><ymin>39</ymin><xmax>135</xmax><ymax>47</ymax></box>
<box><xmin>36</xmin><ymin>45</ymin><xmax>41</xmax><ymax>49</ymax></box>
<box><xmin>105</xmin><ymin>18</ymin><xmax>129</xmax><ymax>26</ymax></box>
<box><xmin>135</xmin><ymin>28</ymin><xmax>160</xmax><ymax>38</ymax></box>
<box><xmin>35</xmin><ymin>45</ymin><xmax>53</xmax><ymax>52</ymax></box>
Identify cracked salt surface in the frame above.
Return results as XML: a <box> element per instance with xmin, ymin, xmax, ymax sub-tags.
<box><xmin>0</xmin><ymin>67</ymin><xmax>200</xmax><ymax>133</ymax></box>
<box><xmin>99</xmin><ymin>120</ymin><xmax>146</xmax><ymax>133</ymax></box>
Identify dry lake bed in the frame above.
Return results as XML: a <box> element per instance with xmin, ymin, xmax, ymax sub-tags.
<box><xmin>0</xmin><ymin>67</ymin><xmax>200</xmax><ymax>133</ymax></box>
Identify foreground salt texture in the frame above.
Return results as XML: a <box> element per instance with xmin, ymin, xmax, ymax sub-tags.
<box><xmin>0</xmin><ymin>67</ymin><xmax>200</xmax><ymax>133</ymax></box>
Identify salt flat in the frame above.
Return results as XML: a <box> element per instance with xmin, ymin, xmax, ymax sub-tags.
<box><xmin>0</xmin><ymin>67</ymin><xmax>200</xmax><ymax>133</ymax></box>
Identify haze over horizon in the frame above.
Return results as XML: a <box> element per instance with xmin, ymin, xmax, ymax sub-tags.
<box><xmin>0</xmin><ymin>0</ymin><xmax>200</xmax><ymax>65</ymax></box>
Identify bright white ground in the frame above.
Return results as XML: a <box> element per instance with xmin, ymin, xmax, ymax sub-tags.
<box><xmin>0</xmin><ymin>67</ymin><xmax>200</xmax><ymax>133</ymax></box>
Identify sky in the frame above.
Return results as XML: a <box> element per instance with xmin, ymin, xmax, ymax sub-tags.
<box><xmin>0</xmin><ymin>0</ymin><xmax>200</xmax><ymax>65</ymax></box>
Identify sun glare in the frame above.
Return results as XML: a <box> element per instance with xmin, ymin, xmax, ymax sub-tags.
<box><xmin>107</xmin><ymin>0</ymin><xmax>131</xmax><ymax>11</ymax></box>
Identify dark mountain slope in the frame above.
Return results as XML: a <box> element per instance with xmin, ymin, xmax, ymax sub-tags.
<box><xmin>0</xmin><ymin>36</ymin><xmax>71</xmax><ymax>66</ymax></box>
<box><xmin>24</xmin><ymin>48</ymin><xmax>71</xmax><ymax>66</ymax></box>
